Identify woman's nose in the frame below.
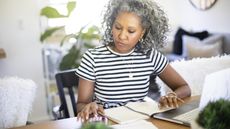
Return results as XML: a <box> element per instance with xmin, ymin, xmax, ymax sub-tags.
<box><xmin>118</xmin><ymin>31</ymin><xmax>127</xmax><ymax>40</ymax></box>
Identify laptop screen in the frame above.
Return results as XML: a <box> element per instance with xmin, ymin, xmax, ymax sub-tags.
<box><xmin>199</xmin><ymin>68</ymin><xmax>230</xmax><ymax>109</ymax></box>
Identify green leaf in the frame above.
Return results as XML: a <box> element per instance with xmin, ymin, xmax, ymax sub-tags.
<box><xmin>40</xmin><ymin>26</ymin><xmax>64</xmax><ymax>42</ymax></box>
<box><xmin>80</xmin><ymin>26</ymin><xmax>101</xmax><ymax>40</ymax></box>
<box><xmin>40</xmin><ymin>6</ymin><xmax>66</xmax><ymax>18</ymax></box>
<box><xmin>60</xmin><ymin>34</ymin><xmax>79</xmax><ymax>46</ymax></box>
<box><xmin>59</xmin><ymin>46</ymin><xmax>81</xmax><ymax>70</ymax></box>
<box><xmin>67</xmin><ymin>1</ymin><xmax>76</xmax><ymax>16</ymax></box>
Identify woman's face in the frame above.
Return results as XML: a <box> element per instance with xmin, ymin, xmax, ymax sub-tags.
<box><xmin>112</xmin><ymin>11</ymin><xmax>145</xmax><ymax>54</ymax></box>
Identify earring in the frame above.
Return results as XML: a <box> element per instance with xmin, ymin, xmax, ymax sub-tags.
<box><xmin>139</xmin><ymin>38</ymin><xmax>144</xmax><ymax>43</ymax></box>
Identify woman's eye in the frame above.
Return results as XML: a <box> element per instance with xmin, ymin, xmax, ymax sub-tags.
<box><xmin>115</xmin><ymin>26</ymin><xmax>121</xmax><ymax>30</ymax></box>
<box><xmin>128</xmin><ymin>30</ymin><xmax>135</xmax><ymax>33</ymax></box>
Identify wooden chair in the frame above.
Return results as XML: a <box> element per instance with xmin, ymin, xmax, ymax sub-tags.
<box><xmin>54</xmin><ymin>69</ymin><xmax>79</xmax><ymax>119</ymax></box>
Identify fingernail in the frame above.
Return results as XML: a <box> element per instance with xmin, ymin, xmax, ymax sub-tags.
<box><xmin>105</xmin><ymin>117</ymin><xmax>108</xmax><ymax>124</ymax></box>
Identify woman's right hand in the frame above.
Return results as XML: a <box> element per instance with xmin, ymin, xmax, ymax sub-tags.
<box><xmin>77</xmin><ymin>102</ymin><xmax>104</xmax><ymax>122</ymax></box>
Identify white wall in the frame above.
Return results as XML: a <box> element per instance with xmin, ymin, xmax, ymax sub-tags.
<box><xmin>155</xmin><ymin>0</ymin><xmax>230</xmax><ymax>33</ymax></box>
<box><xmin>0</xmin><ymin>0</ymin><xmax>49</xmax><ymax>122</ymax></box>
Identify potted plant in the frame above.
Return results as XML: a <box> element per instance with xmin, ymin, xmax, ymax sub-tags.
<box><xmin>40</xmin><ymin>1</ymin><xmax>101</xmax><ymax>71</ymax></box>
<box><xmin>192</xmin><ymin>99</ymin><xmax>230</xmax><ymax>129</ymax></box>
<box><xmin>80</xmin><ymin>122</ymin><xmax>113</xmax><ymax>129</ymax></box>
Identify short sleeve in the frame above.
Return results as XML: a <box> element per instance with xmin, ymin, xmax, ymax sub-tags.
<box><xmin>76</xmin><ymin>50</ymin><xmax>96</xmax><ymax>81</ymax></box>
<box><xmin>152</xmin><ymin>50</ymin><xmax>169</xmax><ymax>75</ymax></box>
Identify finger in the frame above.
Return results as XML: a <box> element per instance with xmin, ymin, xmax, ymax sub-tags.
<box><xmin>77</xmin><ymin>113</ymin><xmax>85</xmax><ymax>123</ymax></box>
<box><xmin>158</xmin><ymin>96</ymin><xmax>165</xmax><ymax>108</ymax></box>
<box><xmin>177</xmin><ymin>97</ymin><xmax>185</xmax><ymax>103</ymax></box>
<box><xmin>160</xmin><ymin>96</ymin><xmax>169</xmax><ymax>108</ymax></box>
<box><xmin>98</xmin><ymin>105</ymin><xmax>105</xmax><ymax>115</ymax></box>
<box><xmin>172</xmin><ymin>96</ymin><xmax>179</xmax><ymax>107</ymax></box>
<box><xmin>91</xmin><ymin>104</ymin><xmax>99</xmax><ymax>116</ymax></box>
<box><xmin>166</xmin><ymin>96</ymin><xmax>173</xmax><ymax>107</ymax></box>
<box><xmin>82</xmin><ymin>109</ymin><xmax>90</xmax><ymax>121</ymax></box>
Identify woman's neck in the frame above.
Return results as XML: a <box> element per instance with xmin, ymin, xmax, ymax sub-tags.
<box><xmin>107</xmin><ymin>45</ymin><xmax>134</xmax><ymax>56</ymax></box>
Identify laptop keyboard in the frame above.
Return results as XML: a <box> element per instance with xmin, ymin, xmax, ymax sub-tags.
<box><xmin>173</xmin><ymin>108</ymin><xmax>200</xmax><ymax>122</ymax></box>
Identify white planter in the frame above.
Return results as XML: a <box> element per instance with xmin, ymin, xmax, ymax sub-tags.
<box><xmin>190</xmin><ymin>112</ymin><xmax>204</xmax><ymax>129</ymax></box>
<box><xmin>191</xmin><ymin>119</ymin><xmax>204</xmax><ymax>129</ymax></box>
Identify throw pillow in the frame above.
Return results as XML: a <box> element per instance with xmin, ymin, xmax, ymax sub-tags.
<box><xmin>186</xmin><ymin>40</ymin><xmax>222</xmax><ymax>58</ymax></box>
<box><xmin>182</xmin><ymin>35</ymin><xmax>223</xmax><ymax>59</ymax></box>
<box><xmin>173</xmin><ymin>28</ymin><xmax>209</xmax><ymax>55</ymax></box>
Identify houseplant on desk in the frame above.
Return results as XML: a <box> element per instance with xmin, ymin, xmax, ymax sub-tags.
<box><xmin>192</xmin><ymin>99</ymin><xmax>230</xmax><ymax>129</ymax></box>
<box><xmin>80</xmin><ymin>122</ymin><xmax>113</xmax><ymax>129</ymax></box>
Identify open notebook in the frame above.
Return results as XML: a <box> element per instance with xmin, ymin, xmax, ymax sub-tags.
<box><xmin>104</xmin><ymin>100</ymin><xmax>173</xmax><ymax>124</ymax></box>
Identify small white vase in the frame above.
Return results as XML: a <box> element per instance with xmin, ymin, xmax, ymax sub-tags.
<box><xmin>191</xmin><ymin>119</ymin><xmax>204</xmax><ymax>129</ymax></box>
<box><xmin>190</xmin><ymin>112</ymin><xmax>204</xmax><ymax>129</ymax></box>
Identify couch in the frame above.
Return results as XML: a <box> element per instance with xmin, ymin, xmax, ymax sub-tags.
<box><xmin>160</xmin><ymin>30</ymin><xmax>230</xmax><ymax>61</ymax></box>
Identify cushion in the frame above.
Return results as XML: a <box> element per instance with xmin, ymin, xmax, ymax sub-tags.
<box><xmin>173</xmin><ymin>28</ymin><xmax>209</xmax><ymax>55</ymax></box>
<box><xmin>0</xmin><ymin>77</ymin><xmax>37</xmax><ymax>128</ymax></box>
<box><xmin>156</xmin><ymin>55</ymin><xmax>230</xmax><ymax>96</ymax></box>
<box><xmin>182</xmin><ymin>35</ymin><xmax>223</xmax><ymax>59</ymax></box>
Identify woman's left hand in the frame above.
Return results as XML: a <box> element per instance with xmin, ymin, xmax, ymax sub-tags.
<box><xmin>159</xmin><ymin>92</ymin><xmax>184</xmax><ymax>108</ymax></box>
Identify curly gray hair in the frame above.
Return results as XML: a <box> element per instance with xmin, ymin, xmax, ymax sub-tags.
<box><xmin>101</xmin><ymin>0</ymin><xmax>169</xmax><ymax>54</ymax></box>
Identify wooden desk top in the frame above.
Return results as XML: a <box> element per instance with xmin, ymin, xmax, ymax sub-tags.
<box><xmin>10</xmin><ymin>96</ymin><xmax>199</xmax><ymax>129</ymax></box>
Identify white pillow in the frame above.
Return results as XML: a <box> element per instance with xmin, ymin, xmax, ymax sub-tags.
<box><xmin>0</xmin><ymin>77</ymin><xmax>37</xmax><ymax>128</ymax></box>
<box><xmin>186</xmin><ymin>40</ymin><xmax>222</xmax><ymax>58</ymax></box>
<box><xmin>182</xmin><ymin>35</ymin><xmax>223</xmax><ymax>59</ymax></box>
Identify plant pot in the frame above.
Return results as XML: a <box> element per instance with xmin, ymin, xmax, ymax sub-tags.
<box><xmin>190</xmin><ymin>112</ymin><xmax>204</xmax><ymax>129</ymax></box>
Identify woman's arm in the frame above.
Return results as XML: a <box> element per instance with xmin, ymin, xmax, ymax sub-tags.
<box><xmin>77</xmin><ymin>78</ymin><xmax>104</xmax><ymax>120</ymax></box>
<box><xmin>77</xmin><ymin>77</ymin><xmax>95</xmax><ymax>112</ymax></box>
<box><xmin>158</xmin><ymin>64</ymin><xmax>191</xmax><ymax>107</ymax></box>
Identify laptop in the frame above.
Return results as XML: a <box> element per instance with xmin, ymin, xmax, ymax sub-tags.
<box><xmin>152</xmin><ymin>99</ymin><xmax>200</xmax><ymax>127</ymax></box>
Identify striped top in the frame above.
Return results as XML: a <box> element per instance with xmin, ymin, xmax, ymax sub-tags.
<box><xmin>76</xmin><ymin>45</ymin><xmax>168</xmax><ymax>108</ymax></box>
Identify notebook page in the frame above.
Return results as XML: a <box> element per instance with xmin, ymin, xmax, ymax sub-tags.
<box><xmin>125</xmin><ymin>101</ymin><xmax>174</xmax><ymax>116</ymax></box>
<box><xmin>104</xmin><ymin>105</ymin><xmax>149</xmax><ymax>124</ymax></box>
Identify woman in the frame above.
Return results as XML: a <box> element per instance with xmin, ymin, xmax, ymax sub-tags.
<box><xmin>76</xmin><ymin>0</ymin><xmax>191</xmax><ymax>121</ymax></box>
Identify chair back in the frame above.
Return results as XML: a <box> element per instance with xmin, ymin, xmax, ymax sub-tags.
<box><xmin>55</xmin><ymin>69</ymin><xmax>79</xmax><ymax>119</ymax></box>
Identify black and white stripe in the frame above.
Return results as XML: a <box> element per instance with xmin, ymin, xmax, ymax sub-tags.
<box><xmin>76</xmin><ymin>45</ymin><xmax>168</xmax><ymax>108</ymax></box>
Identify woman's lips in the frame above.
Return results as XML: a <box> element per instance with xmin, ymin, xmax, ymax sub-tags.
<box><xmin>116</xmin><ymin>41</ymin><xmax>125</xmax><ymax>46</ymax></box>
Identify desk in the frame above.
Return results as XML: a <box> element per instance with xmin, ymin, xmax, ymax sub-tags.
<box><xmin>10</xmin><ymin>96</ymin><xmax>199</xmax><ymax>129</ymax></box>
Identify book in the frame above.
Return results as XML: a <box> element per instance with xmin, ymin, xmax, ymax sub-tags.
<box><xmin>104</xmin><ymin>100</ymin><xmax>174</xmax><ymax>124</ymax></box>
<box><xmin>111</xmin><ymin>120</ymin><xmax>158</xmax><ymax>129</ymax></box>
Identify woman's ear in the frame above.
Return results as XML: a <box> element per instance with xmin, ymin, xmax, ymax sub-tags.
<box><xmin>141</xmin><ymin>29</ymin><xmax>146</xmax><ymax>38</ymax></box>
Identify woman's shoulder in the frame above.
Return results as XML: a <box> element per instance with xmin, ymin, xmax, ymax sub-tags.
<box><xmin>86</xmin><ymin>44</ymin><xmax>110</xmax><ymax>55</ymax></box>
